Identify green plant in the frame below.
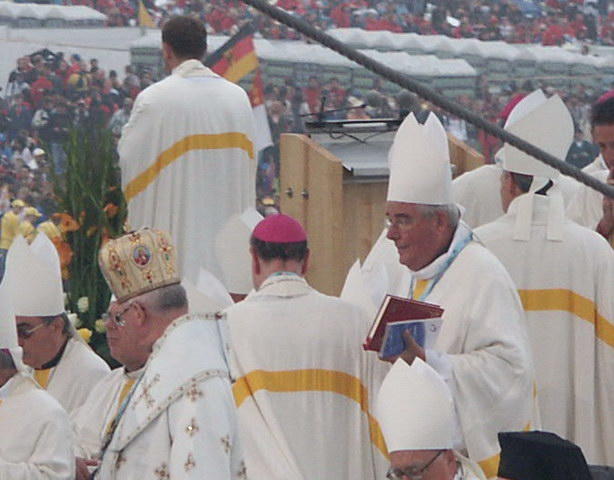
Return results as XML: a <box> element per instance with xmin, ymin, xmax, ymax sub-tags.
<box><xmin>50</xmin><ymin>128</ymin><xmax>127</xmax><ymax>363</ymax></box>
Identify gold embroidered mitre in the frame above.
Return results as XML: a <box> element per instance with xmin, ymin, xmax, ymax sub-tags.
<box><xmin>99</xmin><ymin>228</ymin><xmax>180</xmax><ymax>302</ymax></box>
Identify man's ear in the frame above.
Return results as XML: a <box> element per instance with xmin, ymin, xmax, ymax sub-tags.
<box><xmin>161</xmin><ymin>43</ymin><xmax>173</xmax><ymax>63</ymax></box>
<box><xmin>250</xmin><ymin>247</ymin><xmax>261</xmax><ymax>276</ymax></box>
<box><xmin>132</xmin><ymin>301</ymin><xmax>147</xmax><ymax>326</ymax></box>
<box><xmin>300</xmin><ymin>249</ymin><xmax>310</xmax><ymax>276</ymax></box>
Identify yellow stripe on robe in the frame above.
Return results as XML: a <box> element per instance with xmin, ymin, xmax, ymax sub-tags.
<box><xmin>34</xmin><ymin>369</ymin><xmax>52</xmax><ymax>389</ymax></box>
<box><xmin>105</xmin><ymin>378</ymin><xmax>136</xmax><ymax>435</ymax></box>
<box><xmin>412</xmin><ymin>279</ymin><xmax>430</xmax><ymax>300</ymax></box>
<box><xmin>478</xmin><ymin>422</ymin><xmax>532</xmax><ymax>478</ymax></box>
<box><xmin>518</xmin><ymin>289</ymin><xmax>614</xmax><ymax>348</ymax></box>
<box><xmin>233</xmin><ymin>368</ymin><xmax>389</xmax><ymax>458</ymax></box>
<box><xmin>124</xmin><ymin>132</ymin><xmax>255</xmax><ymax>202</ymax></box>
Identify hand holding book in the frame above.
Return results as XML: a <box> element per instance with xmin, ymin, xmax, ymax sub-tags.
<box><xmin>363</xmin><ymin>294</ymin><xmax>444</xmax><ymax>361</ymax></box>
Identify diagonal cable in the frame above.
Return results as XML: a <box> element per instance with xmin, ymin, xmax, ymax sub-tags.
<box><xmin>239</xmin><ymin>0</ymin><xmax>614</xmax><ymax>198</ymax></box>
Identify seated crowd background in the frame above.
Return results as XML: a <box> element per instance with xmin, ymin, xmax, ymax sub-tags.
<box><xmin>0</xmin><ymin>49</ymin><xmax>602</xmax><ymax>211</ymax></box>
<box><xmin>56</xmin><ymin>0</ymin><xmax>614</xmax><ymax>46</ymax></box>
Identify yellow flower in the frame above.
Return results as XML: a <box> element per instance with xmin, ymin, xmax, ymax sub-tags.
<box><xmin>78</xmin><ymin>328</ymin><xmax>92</xmax><ymax>344</ymax></box>
<box><xmin>94</xmin><ymin>319</ymin><xmax>107</xmax><ymax>334</ymax></box>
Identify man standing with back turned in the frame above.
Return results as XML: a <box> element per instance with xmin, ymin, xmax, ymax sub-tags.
<box><xmin>119</xmin><ymin>16</ymin><xmax>257</xmax><ymax>284</ymax></box>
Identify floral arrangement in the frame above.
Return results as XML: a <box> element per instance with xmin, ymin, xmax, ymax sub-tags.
<box><xmin>51</xmin><ymin>128</ymin><xmax>127</xmax><ymax>363</ymax></box>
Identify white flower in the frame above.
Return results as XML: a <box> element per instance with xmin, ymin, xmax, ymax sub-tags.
<box><xmin>77</xmin><ymin>297</ymin><xmax>89</xmax><ymax>313</ymax></box>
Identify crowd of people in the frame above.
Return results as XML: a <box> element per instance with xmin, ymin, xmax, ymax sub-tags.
<box><xmin>62</xmin><ymin>0</ymin><xmax>614</xmax><ymax>46</ymax></box>
<box><xmin>0</xmin><ymin>49</ymin><xmax>603</xmax><ymax>211</ymax></box>
<box><xmin>255</xmin><ymin>73</ymin><xmax>602</xmax><ymax>200</ymax></box>
<box><xmin>0</xmin><ymin>51</ymin><xmax>147</xmax><ymax>220</ymax></box>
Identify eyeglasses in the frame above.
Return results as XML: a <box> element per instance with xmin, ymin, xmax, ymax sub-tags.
<box><xmin>386</xmin><ymin>450</ymin><xmax>445</xmax><ymax>480</ymax></box>
<box><xmin>385</xmin><ymin>216</ymin><xmax>414</xmax><ymax>230</ymax></box>
<box><xmin>16</xmin><ymin>322</ymin><xmax>47</xmax><ymax>339</ymax></box>
<box><xmin>102</xmin><ymin>303</ymin><xmax>135</xmax><ymax>327</ymax></box>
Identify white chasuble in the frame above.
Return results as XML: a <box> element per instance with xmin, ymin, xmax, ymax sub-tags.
<box><xmin>226</xmin><ymin>274</ymin><xmax>390</xmax><ymax>480</ymax></box>
<box><xmin>38</xmin><ymin>337</ymin><xmax>110</xmax><ymax>415</ymax></box>
<box><xmin>71</xmin><ymin>367</ymin><xmax>142</xmax><ymax>460</ymax></box>
<box><xmin>96</xmin><ymin>314</ymin><xmax>245</xmax><ymax>480</ymax></box>
<box><xmin>382</xmin><ymin>225</ymin><xmax>536</xmax><ymax>478</ymax></box>
<box><xmin>476</xmin><ymin>193</ymin><xmax>614</xmax><ymax>465</ymax></box>
<box><xmin>118</xmin><ymin>59</ymin><xmax>257</xmax><ymax>284</ymax></box>
<box><xmin>0</xmin><ymin>373</ymin><xmax>74</xmax><ymax>480</ymax></box>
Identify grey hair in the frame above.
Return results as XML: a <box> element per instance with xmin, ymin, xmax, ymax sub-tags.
<box><xmin>417</xmin><ymin>204</ymin><xmax>460</xmax><ymax>229</ymax></box>
<box><xmin>139</xmin><ymin>283</ymin><xmax>188</xmax><ymax>314</ymax></box>
<box><xmin>41</xmin><ymin>312</ymin><xmax>71</xmax><ymax>336</ymax></box>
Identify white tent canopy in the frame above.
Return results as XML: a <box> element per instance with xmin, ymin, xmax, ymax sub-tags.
<box><xmin>328</xmin><ymin>28</ymin><xmax>605</xmax><ymax>67</ymax></box>
<box><xmin>0</xmin><ymin>2</ymin><xmax>106</xmax><ymax>25</ymax></box>
<box><xmin>131</xmin><ymin>34</ymin><xmax>477</xmax><ymax>78</ymax></box>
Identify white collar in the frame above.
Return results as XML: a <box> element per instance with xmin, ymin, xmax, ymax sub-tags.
<box><xmin>250</xmin><ymin>272</ymin><xmax>311</xmax><ymax>299</ymax></box>
<box><xmin>172</xmin><ymin>59</ymin><xmax>217</xmax><ymax>79</ymax></box>
<box><xmin>507</xmin><ymin>186</ymin><xmax>565</xmax><ymax>242</ymax></box>
<box><xmin>409</xmin><ymin>221</ymin><xmax>473</xmax><ymax>281</ymax></box>
<box><xmin>123</xmin><ymin>366</ymin><xmax>145</xmax><ymax>381</ymax></box>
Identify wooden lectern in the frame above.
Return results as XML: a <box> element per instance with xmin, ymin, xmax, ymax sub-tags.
<box><xmin>280</xmin><ymin>132</ymin><xmax>484</xmax><ymax>296</ymax></box>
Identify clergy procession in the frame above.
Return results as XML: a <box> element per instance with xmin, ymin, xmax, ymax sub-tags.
<box><xmin>0</xmin><ymin>10</ymin><xmax>613</xmax><ymax>480</ymax></box>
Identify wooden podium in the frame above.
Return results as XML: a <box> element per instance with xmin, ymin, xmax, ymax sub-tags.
<box><xmin>279</xmin><ymin>132</ymin><xmax>484</xmax><ymax>296</ymax></box>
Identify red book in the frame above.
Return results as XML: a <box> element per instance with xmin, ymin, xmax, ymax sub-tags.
<box><xmin>363</xmin><ymin>294</ymin><xmax>444</xmax><ymax>352</ymax></box>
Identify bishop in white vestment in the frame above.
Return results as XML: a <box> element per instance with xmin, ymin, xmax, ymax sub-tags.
<box><xmin>377</xmin><ymin>358</ymin><xmax>486</xmax><ymax>480</ymax></box>
<box><xmin>226</xmin><ymin>214</ymin><xmax>390</xmax><ymax>480</ymax></box>
<box><xmin>475</xmin><ymin>91</ymin><xmax>614</xmax><ymax>465</ymax></box>
<box><xmin>4</xmin><ymin>234</ymin><xmax>109</xmax><ymax>414</ymax></box>
<box><xmin>119</xmin><ymin>17</ymin><xmax>256</xmax><ymax>285</ymax></box>
<box><xmin>94</xmin><ymin>228</ymin><xmax>245</xmax><ymax>480</ymax></box>
<box><xmin>0</xmin><ymin>276</ymin><xmax>75</xmax><ymax>480</ymax></box>
<box><xmin>366</xmin><ymin>112</ymin><xmax>535</xmax><ymax>478</ymax></box>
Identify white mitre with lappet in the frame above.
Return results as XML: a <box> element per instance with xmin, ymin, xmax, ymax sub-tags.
<box><xmin>0</xmin><ymin>274</ymin><xmax>27</xmax><ymax>373</ymax></box>
<box><xmin>499</xmin><ymin>89</ymin><xmax>574</xmax><ymax>241</ymax></box>
<box><xmin>387</xmin><ymin>112</ymin><xmax>452</xmax><ymax>205</ymax></box>
<box><xmin>376</xmin><ymin>358</ymin><xmax>455</xmax><ymax>452</ymax></box>
<box><xmin>4</xmin><ymin>234</ymin><xmax>65</xmax><ymax>317</ymax></box>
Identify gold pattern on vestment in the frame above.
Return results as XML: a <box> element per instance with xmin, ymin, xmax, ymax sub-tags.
<box><xmin>185</xmin><ymin>382</ymin><xmax>203</xmax><ymax>402</ymax></box>
<box><xmin>185</xmin><ymin>418</ymin><xmax>199</xmax><ymax>437</ymax></box>
<box><xmin>237</xmin><ymin>460</ymin><xmax>248</xmax><ymax>479</ymax></box>
<box><xmin>184</xmin><ymin>453</ymin><xmax>196</xmax><ymax>472</ymax></box>
<box><xmin>221</xmin><ymin>434</ymin><xmax>231</xmax><ymax>454</ymax></box>
<box><xmin>133</xmin><ymin>374</ymin><xmax>160</xmax><ymax>409</ymax></box>
<box><xmin>154</xmin><ymin>462</ymin><xmax>170</xmax><ymax>480</ymax></box>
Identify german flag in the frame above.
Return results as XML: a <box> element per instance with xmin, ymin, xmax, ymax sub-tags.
<box><xmin>205</xmin><ymin>23</ymin><xmax>259</xmax><ymax>84</ymax></box>
<box><xmin>138</xmin><ymin>0</ymin><xmax>156</xmax><ymax>28</ymax></box>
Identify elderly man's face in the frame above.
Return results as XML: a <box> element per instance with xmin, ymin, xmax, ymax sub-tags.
<box><xmin>592</xmin><ymin>123</ymin><xmax>614</xmax><ymax>170</ymax></box>
<box><xmin>104</xmin><ymin>300</ymin><xmax>149</xmax><ymax>371</ymax></box>
<box><xmin>16</xmin><ymin>316</ymin><xmax>65</xmax><ymax>369</ymax></box>
<box><xmin>386</xmin><ymin>202</ymin><xmax>445</xmax><ymax>271</ymax></box>
<box><xmin>389</xmin><ymin>449</ymin><xmax>457</xmax><ymax>480</ymax></box>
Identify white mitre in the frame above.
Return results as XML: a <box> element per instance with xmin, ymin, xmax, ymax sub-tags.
<box><xmin>4</xmin><ymin>235</ymin><xmax>65</xmax><ymax>317</ymax></box>
<box><xmin>214</xmin><ymin>207</ymin><xmax>263</xmax><ymax>294</ymax></box>
<box><xmin>376</xmin><ymin>358</ymin><xmax>454</xmax><ymax>452</ymax></box>
<box><xmin>0</xmin><ymin>276</ymin><xmax>27</xmax><ymax>373</ymax></box>
<box><xmin>500</xmin><ymin>90</ymin><xmax>573</xmax><ymax>241</ymax></box>
<box><xmin>387</xmin><ymin>112</ymin><xmax>452</xmax><ymax>205</ymax></box>
<box><xmin>502</xmin><ymin>91</ymin><xmax>573</xmax><ymax>183</ymax></box>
